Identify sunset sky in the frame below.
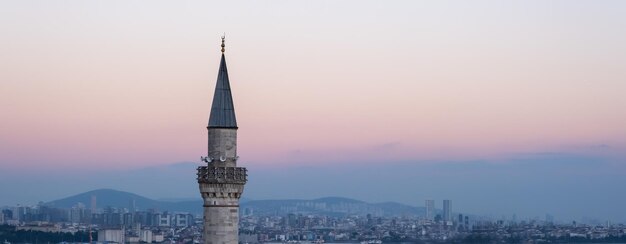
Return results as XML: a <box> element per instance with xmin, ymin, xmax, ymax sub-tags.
<box><xmin>1</xmin><ymin>1</ymin><xmax>625</xmax><ymax>221</ymax></box>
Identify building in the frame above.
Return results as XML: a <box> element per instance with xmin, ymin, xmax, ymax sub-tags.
<box><xmin>69</xmin><ymin>204</ymin><xmax>85</xmax><ymax>224</ymax></box>
<box><xmin>156</xmin><ymin>213</ymin><xmax>170</xmax><ymax>227</ymax></box>
<box><xmin>443</xmin><ymin>200</ymin><xmax>452</xmax><ymax>222</ymax></box>
<box><xmin>244</xmin><ymin>207</ymin><xmax>253</xmax><ymax>217</ymax></box>
<box><xmin>91</xmin><ymin>195</ymin><xmax>97</xmax><ymax>213</ymax></box>
<box><xmin>425</xmin><ymin>200</ymin><xmax>435</xmax><ymax>220</ymax></box>
<box><xmin>140</xmin><ymin>229</ymin><xmax>153</xmax><ymax>243</ymax></box>
<box><xmin>197</xmin><ymin>36</ymin><xmax>248</xmax><ymax>244</ymax></box>
<box><xmin>16</xmin><ymin>223</ymin><xmax>61</xmax><ymax>233</ymax></box>
<box><xmin>98</xmin><ymin>229</ymin><xmax>125</xmax><ymax>243</ymax></box>
<box><xmin>173</xmin><ymin>213</ymin><xmax>192</xmax><ymax>227</ymax></box>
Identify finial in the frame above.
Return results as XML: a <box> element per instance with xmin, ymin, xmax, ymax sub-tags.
<box><xmin>221</xmin><ymin>34</ymin><xmax>225</xmax><ymax>53</ymax></box>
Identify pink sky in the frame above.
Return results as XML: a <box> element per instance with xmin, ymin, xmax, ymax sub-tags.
<box><xmin>1</xmin><ymin>1</ymin><xmax>625</xmax><ymax>170</ymax></box>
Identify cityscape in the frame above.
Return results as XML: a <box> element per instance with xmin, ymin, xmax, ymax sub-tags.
<box><xmin>2</xmin><ymin>1</ymin><xmax>626</xmax><ymax>243</ymax></box>
<box><xmin>1</xmin><ymin>190</ymin><xmax>625</xmax><ymax>243</ymax></box>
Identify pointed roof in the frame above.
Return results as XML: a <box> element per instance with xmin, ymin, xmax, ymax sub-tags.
<box><xmin>208</xmin><ymin>53</ymin><xmax>237</xmax><ymax>128</ymax></box>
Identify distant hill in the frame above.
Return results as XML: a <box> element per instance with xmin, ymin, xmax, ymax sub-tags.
<box><xmin>46</xmin><ymin>189</ymin><xmax>427</xmax><ymax>217</ymax></box>
<box><xmin>46</xmin><ymin>189</ymin><xmax>157</xmax><ymax>209</ymax></box>
<box><xmin>312</xmin><ymin>197</ymin><xmax>366</xmax><ymax>204</ymax></box>
<box><xmin>45</xmin><ymin>189</ymin><xmax>204</xmax><ymax>214</ymax></box>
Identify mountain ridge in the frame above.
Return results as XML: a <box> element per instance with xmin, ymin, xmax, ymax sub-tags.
<box><xmin>45</xmin><ymin>189</ymin><xmax>426</xmax><ymax>216</ymax></box>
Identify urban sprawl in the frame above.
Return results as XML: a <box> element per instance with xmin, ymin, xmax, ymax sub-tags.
<box><xmin>1</xmin><ymin>199</ymin><xmax>625</xmax><ymax>243</ymax></box>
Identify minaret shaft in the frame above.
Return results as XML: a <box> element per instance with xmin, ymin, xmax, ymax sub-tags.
<box><xmin>207</xmin><ymin>129</ymin><xmax>237</xmax><ymax>167</ymax></box>
<box><xmin>198</xmin><ymin>37</ymin><xmax>246</xmax><ymax>244</ymax></box>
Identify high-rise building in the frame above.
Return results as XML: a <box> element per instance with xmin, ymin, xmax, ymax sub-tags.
<box><xmin>98</xmin><ymin>229</ymin><xmax>125</xmax><ymax>243</ymax></box>
<box><xmin>197</xmin><ymin>36</ymin><xmax>248</xmax><ymax>244</ymax></box>
<box><xmin>129</xmin><ymin>199</ymin><xmax>136</xmax><ymax>213</ymax></box>
<box><xmin>90</xmin><ymin>195</ymin><xmax>97</xmax><ymax>213</ymax></box>
<box><xmin>443</xmin><ymin>200</ymin><xmax>452</xmax><ymax>221</ymax></box>
<box><xmin>425</xmin><ymin>200</ymin><xmax>435</xmax><ymax>220</ymax></box>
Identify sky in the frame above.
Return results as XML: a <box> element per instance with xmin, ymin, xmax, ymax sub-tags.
<box><xmin>1</xmin><ymin>1</ymin><xmax>625</xmax><ymax>222</ymax></box>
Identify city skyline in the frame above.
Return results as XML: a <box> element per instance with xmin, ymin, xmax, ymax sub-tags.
<box><xmin>1</xmin><ymin>0</ymin><xmax>625</xmax><ymax>224</ymax></box>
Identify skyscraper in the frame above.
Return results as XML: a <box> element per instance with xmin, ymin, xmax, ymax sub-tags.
<box><xmin>197</xmin><ymin>36</ymin><xmax>248</xmax><ymax>244</ymax></box>
<box><xmin>443</xmin><ymin>200</ymin><xmax>452</xmax><ymax>222</ymax></box>
<box><xmin>425</xmin><ymin>200</ymin><xmax>435</xmax><ymax>220</ymax></box>
<box><xmin>90</xmin><ymin>195</ymin><xmax>97</xmax><ymax>213</ymax></box>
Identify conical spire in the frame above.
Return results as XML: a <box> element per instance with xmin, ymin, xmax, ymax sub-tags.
<box><xmin>208</xmin><ymin>37</ymin><xmax>237</xmax><ymax>128</ymax></box>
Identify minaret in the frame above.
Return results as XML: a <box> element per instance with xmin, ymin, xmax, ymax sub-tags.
<box><xmin>197</xmin><ymin>36</ymin><xmax>247</xmax><ymax>244</ymax></box>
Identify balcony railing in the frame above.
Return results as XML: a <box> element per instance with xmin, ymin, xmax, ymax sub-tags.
<box><xmin>197</xmin><ymin>166</ymin><xmax>247</xmax><ymax>184</ymax></box>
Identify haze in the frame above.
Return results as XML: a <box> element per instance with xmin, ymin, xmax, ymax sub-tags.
<box><xmin>1</xmin><ymin>1</ymin><xmax>625</xmax><ymax>222</ymax></box>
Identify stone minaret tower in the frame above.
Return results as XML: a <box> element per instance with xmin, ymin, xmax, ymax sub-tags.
<box><xmin>197</xmin><ymin>36</ymin><xmax>247</xmax><ymax>244</ymax></box>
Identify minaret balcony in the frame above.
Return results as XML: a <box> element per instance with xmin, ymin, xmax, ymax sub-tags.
<box><xmin>197</xmin><ymin>166</ymin><xmax>247</xmax><ymax>184</ymax></box>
